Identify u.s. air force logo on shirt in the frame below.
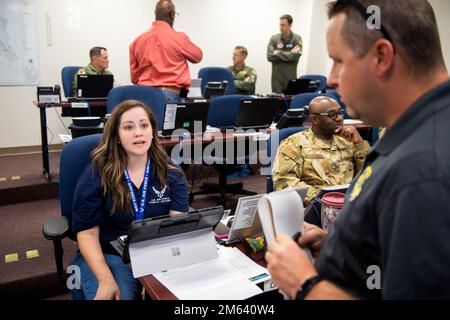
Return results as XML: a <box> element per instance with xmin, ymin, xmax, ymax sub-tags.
<box><xmin>149</xmin><ymin>185</ymin><xmax>170</xmax><ymax>204</ymax></box>
<box><xmin>349</xmin><ymin>165</ymin><xmax>373</xmax><ymax>202</ymax></box>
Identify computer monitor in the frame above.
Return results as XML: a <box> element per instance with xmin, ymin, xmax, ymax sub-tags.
<box><xmin>234</xmin><ymin>98</ymin><xmax>278</xmax><ymax>130</ymax></box>
<box><xmin>284</xmin><ymin>78</ymin><xmax>321</xmax><ymax>95</ymax></box>
<box><xmin>161</xmin><ymin>101</ymin><xmax>210</xmax><ymax>137</ymax></box>
<box><xmin>204</xmin><ymin>81</ymin><xmax>228</xmax><ymax>99</ymax></box>
<box><xmin>76</xmin><ymin>74</ymin><xmax>114</xmax><ymax>99</ymax></box>
<box><xmin>276</xmin><ymin>108</ymin><xmax>306</xmax><ymax>129</ymax></box>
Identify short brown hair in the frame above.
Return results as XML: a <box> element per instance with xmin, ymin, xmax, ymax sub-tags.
<box><xmin>280</xmin><ymin>14</ymin><xmax>293</xmax><ymax>24</ymax></box>
<box><xmin>234</xmin><ymin>46</ymin><xmax>248</xmax><ymax>57</ymax></box>
<box><xmin>328</xmin><ymin>0</ymin><xmax>445</xmax><ymax>75</ymax></box>
<box><xmin>89</xmin><ymin>47</ymin><xmax>106</xmax><ymax>60</ymax></box>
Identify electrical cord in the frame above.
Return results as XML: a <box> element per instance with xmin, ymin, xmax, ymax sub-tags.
<box><xmin>52</xmin><ymin>106</ymin><xmax>71</xmax><ymax>134</ymax></box>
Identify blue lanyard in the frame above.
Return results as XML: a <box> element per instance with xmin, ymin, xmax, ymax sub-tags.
<box><xmin>123</xmin><ymin>158</ymin><xmax>150</xmax><ymax>220</ymax></box>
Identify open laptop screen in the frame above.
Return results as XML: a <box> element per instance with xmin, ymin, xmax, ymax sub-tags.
<box><xmin>284</xmin><ymin>78</ymin><xmax>319</xmax><ymax>95</ymax></box>
<box><xmin>77</xmin><ymin>74</ymin><xmax>114</xmax><ymax>99</ymax></box>
<box><xmin>234</xmin><ymin>98</ymin><xmax>278</xmax><ymax>129</ymax></box>
<box><xmin>161</xmin><ymin>101</ymin><xmax>210</xmax><ymax>137</ymax></box>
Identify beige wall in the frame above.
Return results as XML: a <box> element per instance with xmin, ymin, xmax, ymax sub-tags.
<box><xmin>430</xmin><ymin>0</ymin><xmax>450</xmax><ymax>71</ymax></box>
<box><xmin>0</xmin><ymin>0</ymin><xmax>309</xmax><ymax>148</ymax></box>
<box><xmin>305</xmin><ymin>0</ymin><xmax>450</xmax><ymax>81</ymax></box>
<box><xmin>0</xmin><ymin>0</ymin><xmax>449</xmax><ymax>149</ymax></box>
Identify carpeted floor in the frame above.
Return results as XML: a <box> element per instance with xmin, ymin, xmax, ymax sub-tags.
<box><xmin>0</xmin><ymin>151</ymin><xmax>61</xmax><ymax>190</ymax></box>
<box><xmin>0</xmin><ymin>152</ymin><xmax>268</xmax><ymax>300</ymax></box>
<box><xmin>0</xmin><ymin>151</ymin><xmax>61</xmax><ymax>206</ymax></box>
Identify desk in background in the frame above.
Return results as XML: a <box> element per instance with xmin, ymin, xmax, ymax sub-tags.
<box><xmin>33</xmin><ymin>98</ymin><xmax>372</xmax><ymax>183</ymax></box>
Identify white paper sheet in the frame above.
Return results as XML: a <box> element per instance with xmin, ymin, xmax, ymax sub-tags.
<box><xmin>343</xmin><ymin>119</ymin><xmax>364</xmax><ymax>125</ymax></box>
<box><xmin>232</xmin><ymin>195</ymin><xmax>264</xmax><ymax>230</ymax></box>
<box><xmin>218</xmin><ymin>246</ymin><xmax>270</xmax><ymax>284</ymax></box>
<box><xmin>154</xmin><ymin>246</ymin><xmax>266</xmax><ymax>300</ymax></box>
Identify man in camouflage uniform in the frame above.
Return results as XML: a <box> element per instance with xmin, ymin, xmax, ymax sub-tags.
<box><xmin>272</xmin><ymin>96</ymin><xmax>369</xmax><ymax>204</ymax></box>
<box><xmin>227</xmin><ymin>46</ymin><xmax>257</xmax><ymax>95</ymax></box>
<box><xmin>267</xmin><ymin>14</ymin><xmax>303</xmax><ymax>93</ymax></box>
<box><xmin>72</xmin><ymin>46</ymin><xmax>113</xmax><ymax>96</ymax></box>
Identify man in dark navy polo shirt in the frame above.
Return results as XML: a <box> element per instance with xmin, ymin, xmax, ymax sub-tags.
<box><xmin>265</xmin><ymin>0</ymin><xmax>450</xmax><ymax>299</ymax></box>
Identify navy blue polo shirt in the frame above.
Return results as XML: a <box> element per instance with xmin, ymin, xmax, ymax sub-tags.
<box><xmin>316</xmin><ymin>80</ymin><xmax>450</xmax><ymax>299</ymax></box>
<box><xmin>72</xmin><ymin>160</ymin><xmax>189</xmax><ymax>256</ymax></box>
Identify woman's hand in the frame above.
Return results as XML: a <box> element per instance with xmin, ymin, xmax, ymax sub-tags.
<box><xmin>94</xmin><ymin>277</ymin><xmax>121</xmax><ymax>300</ymax></box>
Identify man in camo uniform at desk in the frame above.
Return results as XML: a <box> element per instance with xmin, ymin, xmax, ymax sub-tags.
<box><xmin>72</xmin><ymin>46</ymin><xmax>113</xmax><ymax>96</ymax></box>
<box><xmin>272</xmin><ymin>96</ymin><xmax>369</xmax><ymax>204</ymax></box>
<box><xmin>227</xmin><ymin>46</ymin><xmax>257</xmax><ymax>95</ymax></box>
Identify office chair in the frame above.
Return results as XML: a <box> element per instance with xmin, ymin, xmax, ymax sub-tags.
<box><xmin>68</xmin><ymin>123</ymin><xmax>104</xmax><ymax>139</ymax></box>
<box><xmin>298</xmin><ymin>74</ymin><xmax>328</xmax><ymax>92</ymax></box>
<box><xmin>190</xmin><ymin>95</ymin><xmax>256</xmax><ymax>206</ymax></box>
<box><xmin>42</xmin><ymin>134</ymin><xmax>102</xmax><ymax>277</ymax></box>
<box><xmin>325</xmin><ymin>90</ymin><xmax>351</xmax><ymax>119</ymax></box>
<box><xmin>107</xmin><ymin>85</ymin><xmax>166</xmax><ymax>131</ymax></box>
<box><xmin>61</xmin><ymin>66</ymin><xmax>81</xmax><ymax>98</ymax></box>
<box><xmin>290</xmin><ymin>92</ymin><xmax>335</xmax><ymax>110</ymax></box>
<box><xmin>198</xmin><ymin>67</ymin><xmax>236</xmax><ymax>96</ymax></box>
<box><xmin>265</xmin><ymin>127</ymin><xmax>307</xmax><ymax>193</ymax></box>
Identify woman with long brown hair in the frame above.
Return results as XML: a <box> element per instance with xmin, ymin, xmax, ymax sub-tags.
<box><xmin>70</xmin><ymin>100</ymin><xmax>189</xmax><ymax>300</ymax></box>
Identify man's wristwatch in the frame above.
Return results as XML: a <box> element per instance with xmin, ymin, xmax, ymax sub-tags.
<box><xmin>295</xmin><ymin>275</ymin><xmax>322</xmax><ymax>300</ymax></box>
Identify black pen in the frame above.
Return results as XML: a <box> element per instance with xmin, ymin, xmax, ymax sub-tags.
<box><xmin>293</xmin><ymin>231</ymin><xmax>313</xmax><ymax>261</ymax></box>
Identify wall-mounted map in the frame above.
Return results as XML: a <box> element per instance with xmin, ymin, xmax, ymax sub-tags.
<box><xmin>0</xmin><ymin>0</ymin><xmax>39</xmax><ymax>85</ymax></box>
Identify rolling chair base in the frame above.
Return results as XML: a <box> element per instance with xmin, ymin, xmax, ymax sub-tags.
<box><xmin>189</xmin><ymin>169</ymin><xmax>256</xmax><ymax>206</ymax></box>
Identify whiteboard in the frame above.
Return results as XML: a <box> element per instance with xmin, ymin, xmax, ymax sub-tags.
<box><xmin>0</xmin><ymin>0</ymin><xmax>39</xmax><ymax>86</ymax></box>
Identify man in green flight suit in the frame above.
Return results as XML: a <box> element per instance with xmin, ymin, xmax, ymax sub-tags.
<box><xmin>267</xmin><ymin>14</ymin><xmax>303</xmax><ymax>93</ymax></box>
<box><xmin>227</xmin><ymin>46</ymin><xmax>257</xmax><ymax>95</ymax></box>
<box><xmin>72</xmin><ymin>46</ymin><xmax>113</xmax><ymax>96</ymax></box>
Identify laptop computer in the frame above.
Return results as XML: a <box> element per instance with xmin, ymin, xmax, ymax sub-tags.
<box><xmin>233</xmin><ymin>98</ymin><xmax>278</xmax><ymax>130</ymax></box>
<box><xmin>160</xmin><ymin>101</ymin><xmax>210</xmax><ymax>137</ymax></box>
<box><xmin>75</xmin><ymin>74</ymin><xmax>114</xmax><ymax>100</ymax></box>
<box><xmin>284</xmin><ymin>78</ymin><xmax>320</xmax><ymax>95</ymax></box>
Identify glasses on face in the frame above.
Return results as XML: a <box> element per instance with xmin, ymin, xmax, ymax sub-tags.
<box><xmin>333</xmin><ymin>0</ymin><xmax>395</xmax><ymax>51</ymax></box>
<box><xmin>311</xmin><ymin>109</ymin><xmax>345</xmax><ymax>120</ymax></box>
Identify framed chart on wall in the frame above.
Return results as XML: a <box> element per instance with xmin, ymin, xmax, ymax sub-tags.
<box><xmin>0</xmin><ymin>0</ymin><xmax>39</xmax><ymax>86</ymax></box>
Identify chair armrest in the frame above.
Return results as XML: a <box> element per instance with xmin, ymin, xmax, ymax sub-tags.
<box><xmin>42</xmin><ymin>216</ymin><xmax>70</xmax><ymax>240</ymax></box>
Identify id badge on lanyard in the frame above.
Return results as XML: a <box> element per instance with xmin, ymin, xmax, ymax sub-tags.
<box><xmin>123</xmin><ymin>158</ymin><xmax>150</xmax><ymax>220</ymax></box>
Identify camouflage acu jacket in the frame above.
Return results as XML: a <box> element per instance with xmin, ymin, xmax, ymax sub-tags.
<box><xmin>272</xmin><ymin>128</ymin><xmax>369</xmax><ymax>203</ymax></box>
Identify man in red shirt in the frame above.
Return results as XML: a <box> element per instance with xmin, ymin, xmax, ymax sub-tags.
<box><xmin>129</xmin><ymin>0</ymin><xmax>203</xmax><ymax>102</ymax></box>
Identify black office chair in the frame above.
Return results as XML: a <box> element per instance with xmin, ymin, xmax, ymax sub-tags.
<box><xmin>42</xmin><ymin>134</ymin><xmax>102</xmax><ymax>276</ymax></box>
<box><xmin>198</xmin><ymin>67</ymin><xmax>236</xmax><ymax>96</ymax></box>
<box><xmin>190</xmin><ymin>95</ymin><xmax>257</xmax><ymax>207</ymax></box>
<box><xmin>68</xmin><ymin>117</ymin><xmax>104</xmax><ymax>138</ymax></box>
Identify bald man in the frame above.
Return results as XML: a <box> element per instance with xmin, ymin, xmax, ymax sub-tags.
<box><xmin>129</xmin><ymin>0</ymin><xmax>202</xmax><ymax>102</ymax></box>
<box><xmin>272</xmin><ymin>96</ymin><xmax>369</xmax><ymax>204</ymax></box>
